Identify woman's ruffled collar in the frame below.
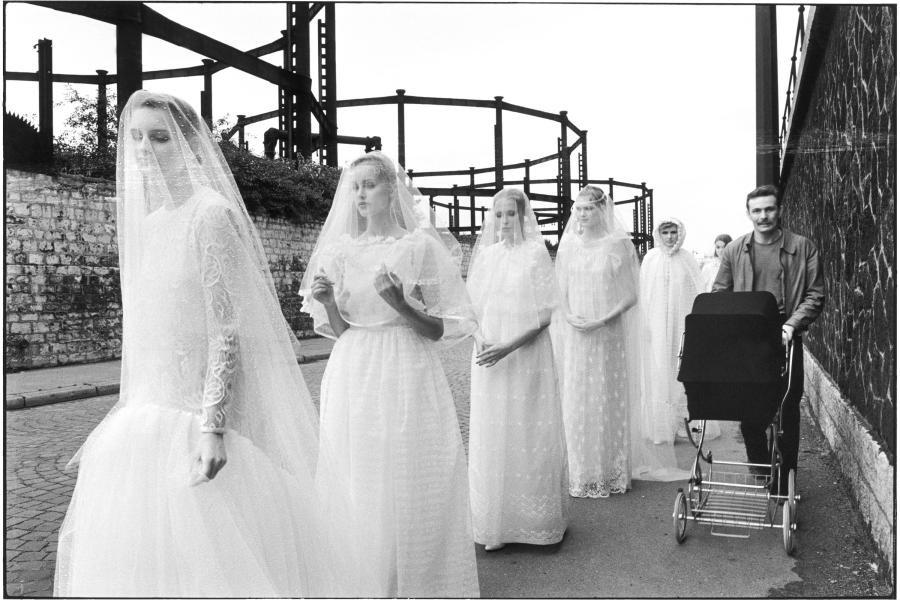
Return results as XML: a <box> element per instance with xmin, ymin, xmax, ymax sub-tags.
<box><xmin>340</xmin><ymin>230</ymin><xmax>415</xmax><ymax>247</ymax></box>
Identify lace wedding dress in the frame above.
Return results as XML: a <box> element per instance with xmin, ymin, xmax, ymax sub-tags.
<box><xmin>54</xmin><ymin>91</ymin><xmax>362</xmax><ymax>597</ymax></box>
<box><xmin>556</xmin><ymin>234</ymin><xmax>638</xmax><ymax>497</ymax></box>
<box><xmin>55</xmin><ymin>193</ymin><xmax>349</xmax><ymax>597</ymax></box>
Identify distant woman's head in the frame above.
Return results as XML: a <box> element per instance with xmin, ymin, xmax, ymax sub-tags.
<box><xmin>657</xmin><ymin>220</ymin><xmax>680</xmax><ymax>249</ymax></box>
<box><xmin>713</xmin><ymin>233</ymin><xmax>733</xmax><ymax>258</ymax></box>
<box><xmin>491</xmin><ymin>188</ymin><xmax>528</xmax><ymax>242</ymax></box>
<box><xmin>573</xmin><ymin>184</ymin><xmax>609</xmax><ymax>232</ymax></box>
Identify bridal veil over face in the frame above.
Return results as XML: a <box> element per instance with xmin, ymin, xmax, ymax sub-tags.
<box><xmin>116</xmin><ymin>90</ymin><xmax>318</xmax><ymax>480</ymax></box>
<box><xmin>467</xmin><ymin>188</ymin><xmax>558</xmax><ymax>341</ymax></box>
<box><xmin>54</xmin><ymin>90</ymin><xmax>370</xmax><ymax>597</ymax></box>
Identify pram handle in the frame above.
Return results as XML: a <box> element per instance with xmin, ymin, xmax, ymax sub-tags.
<box><xmin>777</xmin><ymin>339</ymin><xmax>796</xmax><ymax>434</ymax></box>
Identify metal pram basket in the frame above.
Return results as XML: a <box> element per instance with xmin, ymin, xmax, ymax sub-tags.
<box><xmin>673</xmin><ymin>291</ymin><xmax>799</xmax><ymax>555</ymax></box>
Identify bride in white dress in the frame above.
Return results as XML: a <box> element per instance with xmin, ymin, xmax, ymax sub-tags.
<box><xmin>300</xmin><ymin>151</ymin><xmax>480</xmax><ymax>597</ymax></box>
<box><xmin>54</xmin><ymin>91</ymin><xmax>366</xmax><ymax>597</ymax></box>
<box><xmin>553</xmin><ymin>185</ymin><xmax>641</xmax><ymax>496</ymax></box>
<box><xmin>467</xmin><ymin>188</ymin><xmax>569</xmax><ymax>551</ymax></box>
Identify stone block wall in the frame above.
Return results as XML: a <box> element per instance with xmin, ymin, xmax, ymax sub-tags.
<box><xmin>250</xmin><ymin>216</ymin><xmax>322</xmax><ymax>335</ymax></box>
<box><xmin>5</xmin><ymin>171</ymin><xmax>120</xmax><ymax>370</ymax></box>
<box><xmin>5</xmin><ymin>170</ymin><xmax>325</xmax><ymax>370</ymax></box>
<box><xmin>780</xmin><ymin>5</ymin><xmax>896</xmax><ymax>456</ymax></box>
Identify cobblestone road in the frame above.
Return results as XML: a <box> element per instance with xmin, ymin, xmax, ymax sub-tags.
<box><xmin>5</xmin><ymin>340</ymin><xmax>892</xmax><ymax>597</ymax></box>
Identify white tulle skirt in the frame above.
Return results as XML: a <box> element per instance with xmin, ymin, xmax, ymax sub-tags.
<box><xmin>316</xmin><ymin>324</ymin><xmax>480</xmax><ymax>598</ymax></box>
<box><xmin>54</xmin><ymin>402</ymin><xmax>345</xmax><ymax>598</ymax></box>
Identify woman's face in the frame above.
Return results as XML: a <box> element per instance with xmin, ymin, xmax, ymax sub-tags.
<box><xmin>350</xmin><ymin>164</ymin><xmax>392</xmax><ymax>220</ymax></box>
<box><xmin>714</xmin><ymin>239</ymin><xmax>727</xmax><ymax>257</ymax></box>
<box><xmin>130</xmin><ymin>107</ymin><xmax>184</xmax><ymax>177</ymax></box>
<box><xmin>659</xmin><ymin>224</ymin><xmax>679</xmax><ymax>248</ymax></box>
<box><xmin>494</xmin><ymin>197</ymin><xmax>519</xmax><ymax>242</ymax></box>
<box><xmin>573</xmin><ymin>194</ymin><xmax>604</xmax><ymax>231</ymax></box>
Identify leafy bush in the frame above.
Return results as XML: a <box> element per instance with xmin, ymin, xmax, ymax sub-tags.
<box><xmin>219</xmin><ymin>142</ymin><xmax>339</xmax><ymax>224</ymax></box>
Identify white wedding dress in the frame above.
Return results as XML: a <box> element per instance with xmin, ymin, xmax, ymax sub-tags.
<box><xmin>55</xmin><ymin>192</ymin><xmax>351</xmax><ymax>597</ymax></box>
<box><xmin>313</xmin><ymin>230</ymin><xmax>480</xmax><ymax>598</ymax></box>
<box><xmin>555</xmin><ymin>234</ymin><xmax>638</xmax><ymax>497</ymax></box>
<box><xmin>467</xmin><ymin>240</ymin><xmax>570</xmax><ymax>545</ymax></box>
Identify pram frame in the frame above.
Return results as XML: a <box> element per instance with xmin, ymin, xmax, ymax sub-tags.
<box><xmin>673</xmin><ymin>336</ymin><xmax>800</xmax><ymax>555</ymax></box>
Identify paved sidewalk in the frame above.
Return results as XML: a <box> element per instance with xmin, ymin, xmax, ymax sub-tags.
<box><xmin>5</xmin><ymin>336</ymin><xmax>334</xmax><ymax>411</ymax></box>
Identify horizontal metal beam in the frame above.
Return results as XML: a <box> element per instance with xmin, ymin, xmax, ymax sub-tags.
<box><xmin>29</xmin><ymin>3</ymin><xmax>308</xmax><ymax>92</ymax></box>
<box><xmin>6</xmin><ymin>71</ymin><xmax>100</xmax><ymax>84</ymax></box>
<box><xmin>137</xmin><ymin>5</ymin><xmax>308</xmax><ymax>92</ymax></box>
<box><xmin>5</xmin><ymin>37</ymin><xmax>285</xmax><ymax>84</ymax></box>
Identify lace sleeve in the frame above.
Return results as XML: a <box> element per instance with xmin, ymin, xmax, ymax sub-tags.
<box><xmin>193</xmin><ymin>202</ymin><xmax>241</xmax><ymax>434</ymax></box>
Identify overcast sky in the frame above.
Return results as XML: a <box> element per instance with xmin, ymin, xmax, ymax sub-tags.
<box><xmin>4</xmin><ymin>2</ymin><xmax>804</xmax><ymax>254</ymax></box>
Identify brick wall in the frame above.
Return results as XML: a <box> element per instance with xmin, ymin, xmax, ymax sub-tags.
<box><xmin>780</xmin><ymin>6</ymin><xmax>896</xmax><ymax>455</ymax></box>
<box><xmin>5</xmin><ymin>171</ymin><xmax>120</xmax><ymax>370</ymax></box>
<box><xmin>5</xmin><ymin>170</ymin><xmax>324</xmax><ymax>370</ymax></box>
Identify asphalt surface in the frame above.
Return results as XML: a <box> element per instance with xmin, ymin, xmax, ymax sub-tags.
<box><xmin>5</xmin><ymin>340</ymin><xmax>893</xmax><ymax>597</ymax></box>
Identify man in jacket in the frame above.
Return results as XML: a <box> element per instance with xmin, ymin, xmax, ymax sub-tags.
<box><xmin>712</xmin><ymin>184</ymin><xmax>825</xmax><ymax>492</ymax></box>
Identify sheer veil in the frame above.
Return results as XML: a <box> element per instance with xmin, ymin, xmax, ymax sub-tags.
<box><xmin>467</xmin><ymin>188</ymin><xmax>558</xmax><ymax>343</ymax></box>
<box><xmin>105</xmin><ymin>90</ymin><xmax>369</xmax><ymax>593</ymax></box>
<box><xmin>299</xmin><ymin>150</ymin><xmax>475</xmax><ymax>343</ymax></box>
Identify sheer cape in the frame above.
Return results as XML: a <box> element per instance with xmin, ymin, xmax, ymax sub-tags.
<box><xmin>636</xmin><ymin>217</ymin><xmax>700</xmax><ymax>478</ymax></box>
<box><xmin>299</xmin><ymin>151</ymin><xmax>475</xmax><ymax>344</ymax></box>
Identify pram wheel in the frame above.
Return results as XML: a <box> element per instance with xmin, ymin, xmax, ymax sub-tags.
<box><xmin>673</xmin><ymin>489</ymin><xmax>688</xmax><ymax>543</ymax></box>
<box><xmin>787</xmin><ymin>469</ymin><xmax>797</xmax><ymax>522</ymax></box>
<box><xmin>782</xmin><ymin>501</ymin><xmax>796</xmax><ymax>555</ymax></box>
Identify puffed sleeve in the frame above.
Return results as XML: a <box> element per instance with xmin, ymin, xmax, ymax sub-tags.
<box><xmin>401</xmin><ymin>230</ymin><xmax>477</xmax><ymax>344</ymax></box>
<box><xmin>301</xmin><ymin>241</ymin><xmax>346</xmax><ymax>339</ymax></box>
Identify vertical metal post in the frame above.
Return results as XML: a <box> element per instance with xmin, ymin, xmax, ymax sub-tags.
<box><xmin>116</xmin><ymin>4</ymin><xmax>143</xmax><ymax>117</ymax></box>
<box><xmin>295</xmin><ymin>2</ymin><xmax>311</xmax><ymax>159</ymax></box>
<box><xmin>36</xmin><ymin>39</ymin><xmax>53</xmax><ymax>157</ymax></box>
<box><xmin>322</xmin><ymin>3</ymin><xmax>338</xmax><ymax>165</ymax></box>
<box><xmin>279</xmin><ymin>28</ymin><xmax>289</xmax><ymax>159</ymax></box>
<box><xmin>559</xmin><ymin>111</ymin><xmax>571</xmax><ymax>222</ymax></box>
<box><xmin>396</xmin><ymin>89</ymin><xmax>406</xmax><ymax>166</ymax></box>
<box><xmin>469</xmin><ymin>167</ymin><xmax>476</xmax><ymax>235</ymax></box>
<box><xmin>755</xmin><ymin>5</ymin><xmax>779</xmax><ymax>186</ymax></box>
<box><xmin>452</xmin><ymin>185</ymin><xmax>460</xmax><ymax>232</ymax></box>
<box><xmin>237</xmin><ymin>114</ymin><xmax>246</xmax><ymax>150</ymax></box>
<box><xmin>580</xmin><ymin>131</ymin><xmax>588</xmax><ymax>186</ymax></box>
<box><xmin>494</xmin><ymin>96</ymin><xmax>504</xmax><ymax>190</ymax></box>
<box><xmin>201</xmin><ymin>59</ymin><xmax>214</xmax><ymax>128</ymax></box>
<box><xmin>640</xmin><ymin>188</ymin><xmax>647</xmax><ymax>255</ymax></box>
<box><xmin>524</xmin><ymin>159</ymin><xmax>531</xmax><ymax>196</ymax></box>
<box><xmin>648</xmin><ymin>188</ymin><xmax>655</xmax><ymax>251</ymax></box>
<box><xmin>96</xmin><ymin>69</ymin><xmax>108</xmax><ymax>152</ymax></box>
<box><xmin>608</xmin><ymin>177</ymin><xmax>614</xmax><ymax>201</ymax></box>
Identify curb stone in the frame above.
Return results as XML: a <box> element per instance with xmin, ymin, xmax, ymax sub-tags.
<box><xmin>5</xmin><ymin>353</ymin><xmax>332</xmax><ymax>410</ymax></box>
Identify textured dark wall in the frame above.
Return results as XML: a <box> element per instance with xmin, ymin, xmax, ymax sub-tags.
<box><xmin>781</xmin><ymin>6</ymin><xmax>896</xmax><ymax>456</ymax></box>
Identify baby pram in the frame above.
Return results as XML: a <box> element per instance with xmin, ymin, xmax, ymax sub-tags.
<box><xmin>673</xmin><ymin>291</ymin><xmax>799</xmax><ymax>554</ymax></box>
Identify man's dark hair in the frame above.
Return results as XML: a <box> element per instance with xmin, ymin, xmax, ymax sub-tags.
<box><xmin>746</xmin><ymin>184</ymin><xmax>781</xmax><ymax>209</ymax></box>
